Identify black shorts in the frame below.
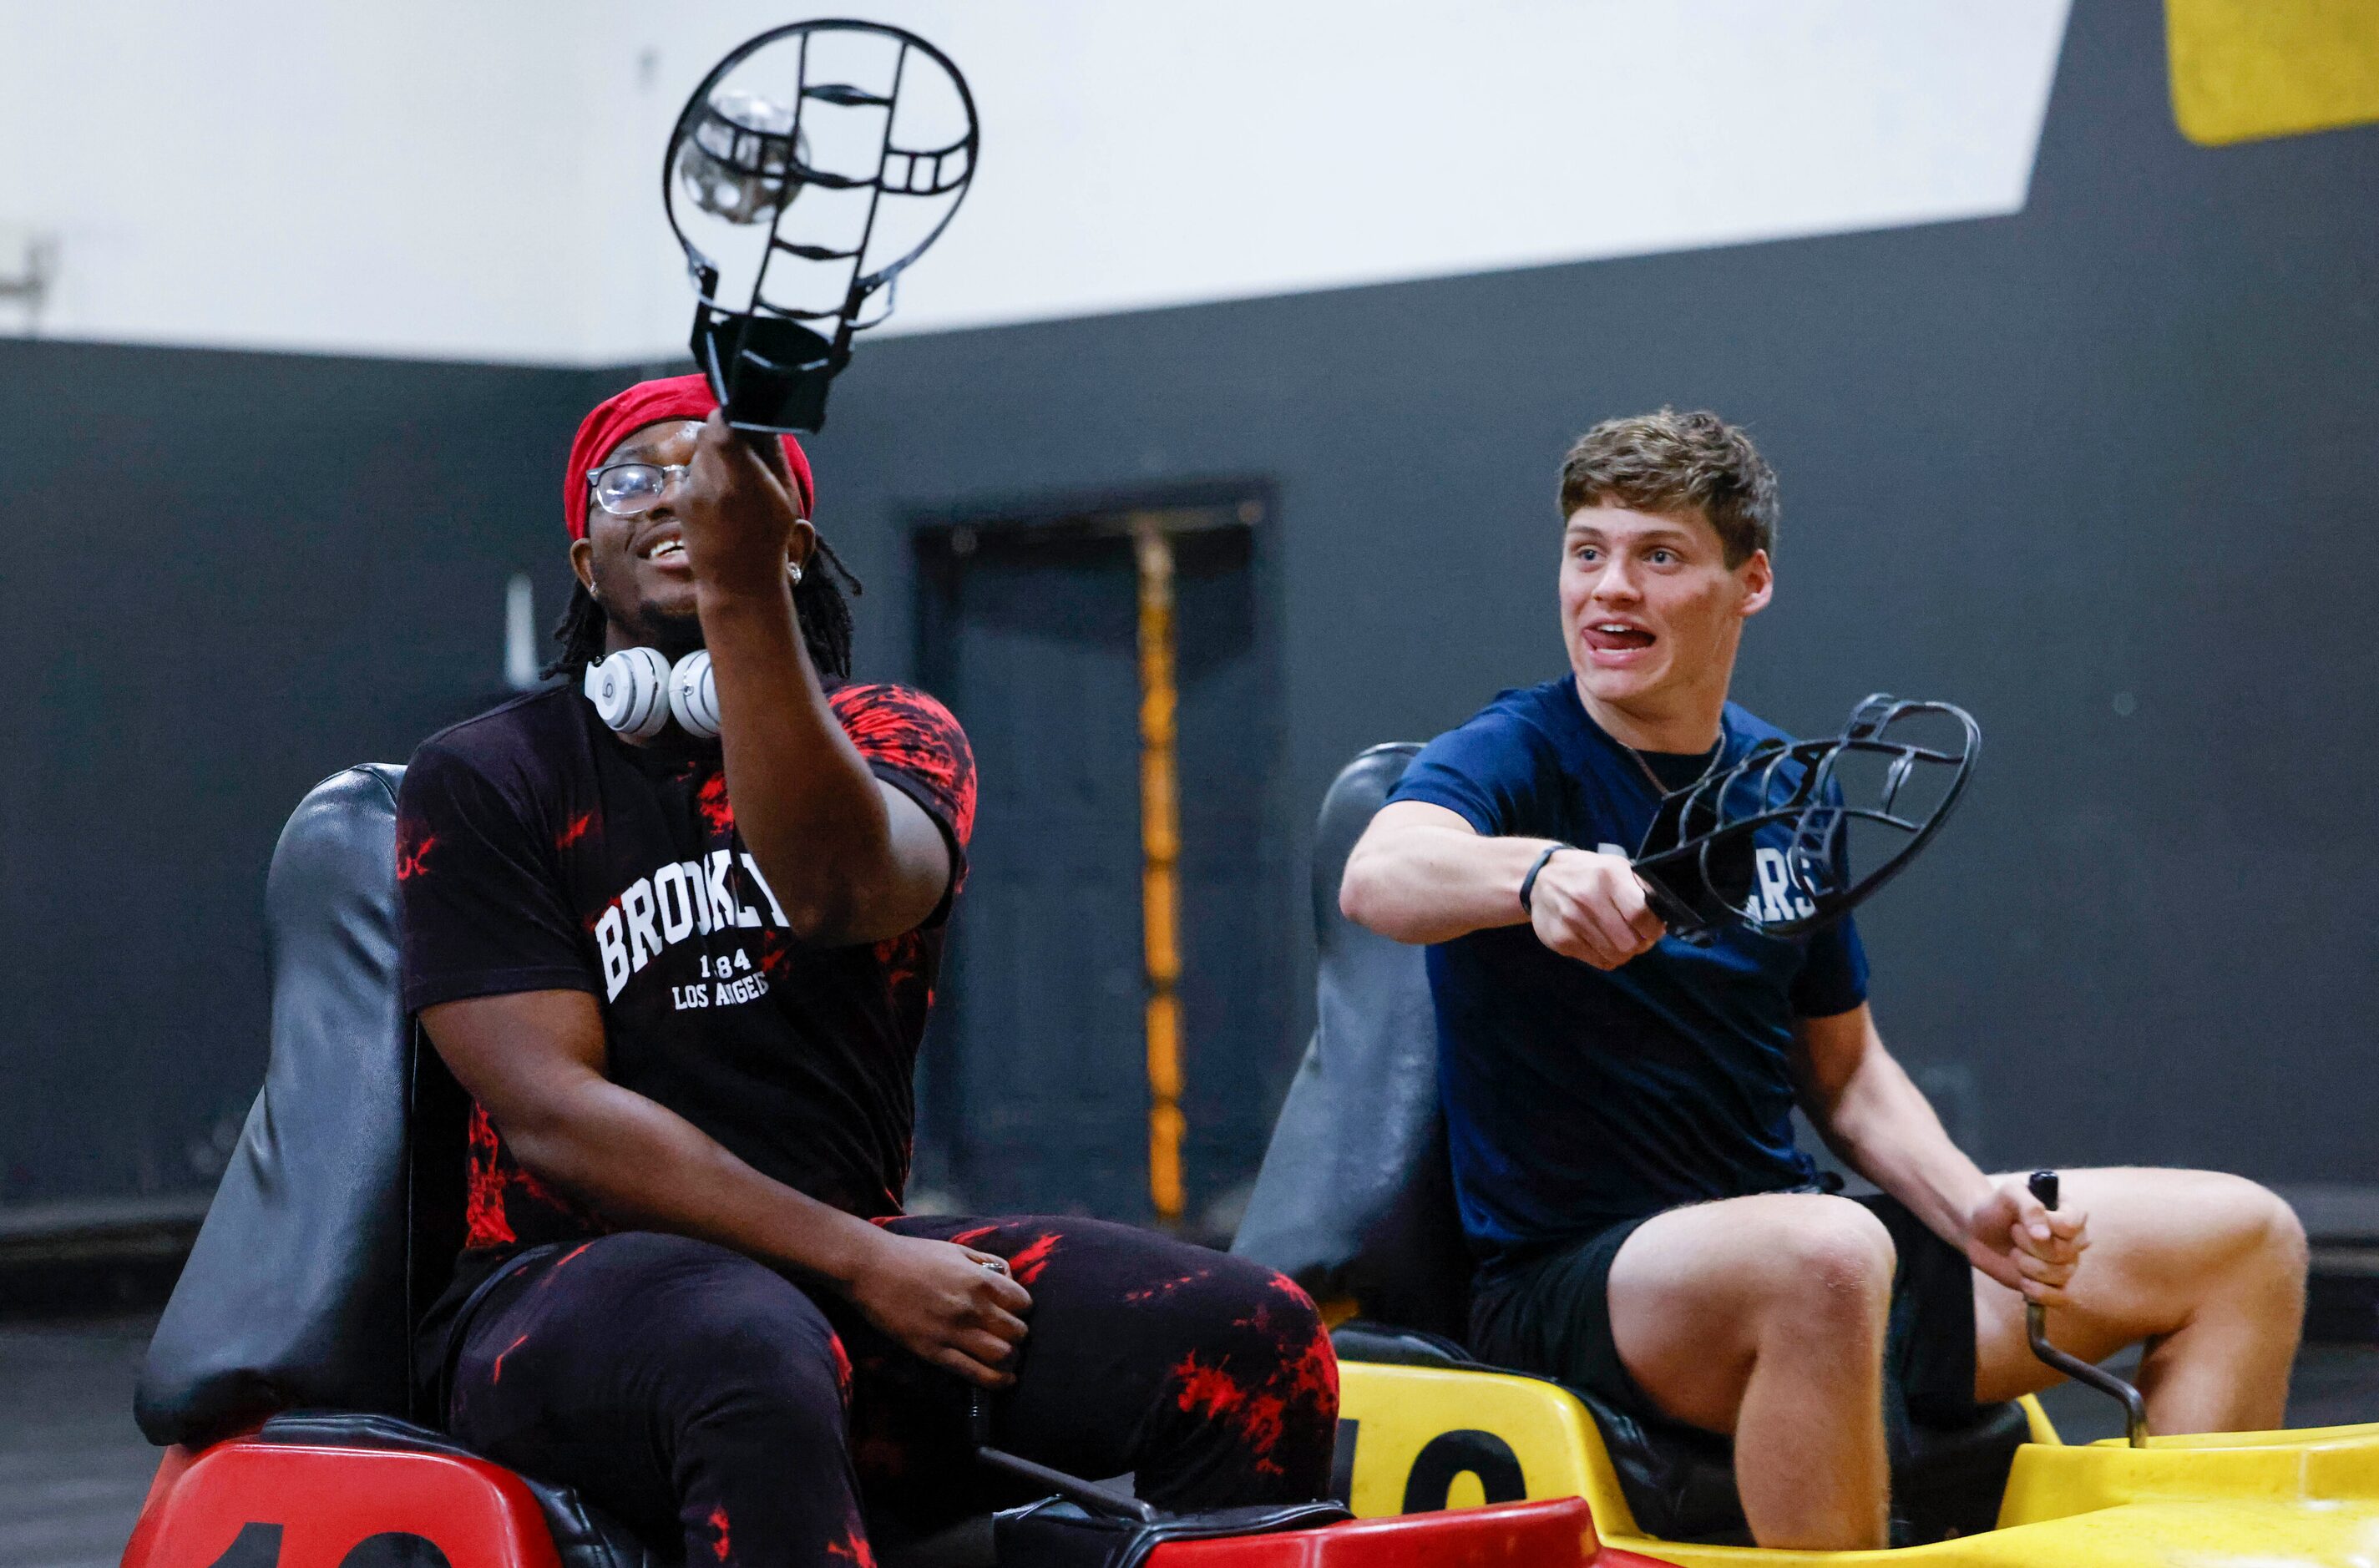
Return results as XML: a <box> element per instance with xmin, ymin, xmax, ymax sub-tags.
<box><xmin>1468</xmin><ymin>1191</ymin><xmax>1980</xmax><ymax>1429</ymax></box>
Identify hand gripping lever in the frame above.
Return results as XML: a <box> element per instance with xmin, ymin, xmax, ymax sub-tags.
<box><xmin>2024</xmin><ymin>1171</ymin><xmax>2149</xmax><ymax>1447</ymax></box>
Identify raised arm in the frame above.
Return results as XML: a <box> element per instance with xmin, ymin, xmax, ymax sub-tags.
<box><xmin>675</xmin><ymin>413</ymin><xmax>949</xmax><ymax>946</ymax></box>
<box><xmin>422</xmin><ymin>989</ymin><xmax>1031</xmax><ymax>1385</ymax></box>
<box><xmin>1339</xmin><ymin>799</ymin><xmax>1665</xmax><ymax>969</ymax></box>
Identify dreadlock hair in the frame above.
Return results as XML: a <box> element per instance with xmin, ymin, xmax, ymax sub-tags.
<box><xmin>543</xmin><ymin>535</ymin><xmax>864</xmax><ymax>685</ymax></box>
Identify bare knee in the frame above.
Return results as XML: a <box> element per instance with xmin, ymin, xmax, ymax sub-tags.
<box><xmin>2110</xmin><ymin>1173</ymin><xmax>2308</xmax><ymax>1342</ymax></box>
<box><xmin>2209</xmin><ymin>1177</ymin><xmax>2308</xmax><ymax>1287</ymax></box>
<box><xmin>1749</xmin><ymin>1200</ymin><xmax>1896</xmax><ymax>1338</ymax></box>
<box><xmin>2253</xmin><ymin>1185</ymin><xmax>2307</xmax><ymax>1276</ymax></box>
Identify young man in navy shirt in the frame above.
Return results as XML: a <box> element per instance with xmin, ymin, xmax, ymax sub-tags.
<box><xmin>1339</xmin><ymin>409</ymin><xmax>2307</xmax><ymax>1550</ymax></box>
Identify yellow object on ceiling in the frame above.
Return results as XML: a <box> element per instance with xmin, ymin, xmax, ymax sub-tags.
<box><xmin>2165</xmin><ymin>0</ymin><xmax>2379</xmax><ymax>146</ymax></box>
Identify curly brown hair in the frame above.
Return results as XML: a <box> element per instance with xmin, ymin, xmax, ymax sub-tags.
<box><xmin>1556</xmin><ymin>408</ymin><xmax>1778</xmax><ymax>567</ymax></box>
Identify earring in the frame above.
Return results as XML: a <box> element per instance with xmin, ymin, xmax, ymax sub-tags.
<box><xmin>787</xmin><ymin>560</ymin><xmax>805</xmax><ymax>585</ymax></box>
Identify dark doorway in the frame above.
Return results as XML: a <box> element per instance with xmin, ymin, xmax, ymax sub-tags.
<box><xmin>914</xmin><ymin>500</ymin><xmax>1285</xmax><ymax>1234</ymax></box>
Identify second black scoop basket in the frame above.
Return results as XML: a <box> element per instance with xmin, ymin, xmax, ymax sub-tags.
<box><xmin>1632</xmin><ymin>694</ymin><xmax>1981</xmax><ymax>943</ymax></box>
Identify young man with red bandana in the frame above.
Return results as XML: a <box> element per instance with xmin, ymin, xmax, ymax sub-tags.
<box><xmin>1339</xmin><ymin>409</ymin><xmax>2307</xmax><ymax>1550</ymax></box>
<box><xmin>395</xmin><ymin>376</ymin><xmax>1336</xmax><ymax>1566</ymax></box>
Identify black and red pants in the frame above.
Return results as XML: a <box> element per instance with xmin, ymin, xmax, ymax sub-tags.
<box><xmin>427</xmin><ymin>1217</ymin><xmax>1339</xmax><ymax>1566</ymax></box>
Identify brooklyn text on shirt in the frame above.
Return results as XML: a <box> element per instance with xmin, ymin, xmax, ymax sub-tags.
<box><xmin>594</xmin><ymin>851</ymin><xmax>792</xmax><ymax>1003</ymax></box>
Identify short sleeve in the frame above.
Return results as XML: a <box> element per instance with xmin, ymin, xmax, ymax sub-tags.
<box><xmin>1789</xmin><ymin>909</ymin><xmax>1870</xmax><ymax>1019</ymax></box>
<box><xmin>830</xmin><ymin>684</ymin><xmax>977</xmax><ymax>920</ymax></box>
<box><xmin>397</xmin><ymin>740</ymin><xmax>595</xmax><ymax>1013</ymax></box>
<box><xmin>1386</xmin><ymin>706</ymin><xmax>1556</xmax><ymax>838</ymax></box>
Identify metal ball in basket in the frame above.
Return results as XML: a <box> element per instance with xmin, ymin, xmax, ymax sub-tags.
<box><xmin>666</xmin><ymin>20</ymin><xmax>979</xmax><ymax>433</ymax></box>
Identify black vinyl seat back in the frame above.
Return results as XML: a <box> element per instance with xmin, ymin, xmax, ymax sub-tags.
<box><xmin>1230</xmin><ymin>743</ymin><xmax>1471</xmax><ymax>1339</ymax></box>
<box><xmin>126</xmin><ymin>764</ymin><xmax>927</xmax><ymax>1567</ymax></box>
<box><xmin>1233</xmin><ymin>743</ymin><xmax>2027</xmax><ymax>1545</ymax></box>
<box><xmin>137</xmin><ymin>764</ymin><xmax>469</xmax><ymax>1448</ymax></box>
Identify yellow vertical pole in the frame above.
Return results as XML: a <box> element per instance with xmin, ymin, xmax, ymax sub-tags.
<box><xmin>1133</xmin><ymin>516</ymin><xmax>1187</xmax><ymax>1227</ymax></box>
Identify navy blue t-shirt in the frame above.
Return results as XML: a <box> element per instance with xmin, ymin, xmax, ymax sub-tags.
<box><xmin>1387</xmin><ymin>675</ymin><xmax>1869</xmax><ymax>1274</ymax></box>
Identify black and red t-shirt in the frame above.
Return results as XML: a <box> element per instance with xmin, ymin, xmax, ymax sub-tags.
<box><xmin>394</xmin><ymin>680</ymin><xmax>976</xmax><ymax>1262</ymax></box>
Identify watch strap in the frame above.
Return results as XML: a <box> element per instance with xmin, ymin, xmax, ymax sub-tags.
<box><xmin>1518</xmin><ymin>844</ymin><xmax>1567</xmax><ymax>915</ymax></box>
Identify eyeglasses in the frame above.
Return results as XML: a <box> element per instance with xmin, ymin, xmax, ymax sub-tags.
<box><xmin>588</xmin><ymin>463</ymin><xmax>690</xmax><ymax>518</ymax></box>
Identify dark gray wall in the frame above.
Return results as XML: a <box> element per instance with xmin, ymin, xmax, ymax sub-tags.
<box><xmin>805</xmin><ymin>0</ymin><xmax>2379</xmax><ymax>1185</ymax></box>
<box><xmin>0</xmin><ymin>343</ymin><xmax>599</xmax><ymax>1207</ymax></box>
<box><xmin>4</xmin><ymin>0</ymin><xmax>2373</xmax><ymax>1213</ymax></box>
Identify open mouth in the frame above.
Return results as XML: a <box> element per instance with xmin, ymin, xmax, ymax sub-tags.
<box><xmin>1582</xmin><ymin>620</ymin><xmax>1656</xmax><ymax>653</ymax></box>
<box><xmin>640</xmin><ymin>535</ymin><xmax>689</xmax><ymax>566</ymax></box>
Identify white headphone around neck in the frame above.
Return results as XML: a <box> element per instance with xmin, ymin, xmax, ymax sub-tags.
<box><xmin>583</xmin><ymin>646</ymin><xmax>721</xmax><ymax>741</ymax></box>
<box><xmin>577</xmin><ymin>559</ymin><xmax>806</xmax><ymax>741</ymax></box>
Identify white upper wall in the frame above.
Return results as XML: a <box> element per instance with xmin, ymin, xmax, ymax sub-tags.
<box><xmin>0</xmin><ymin>1</ymin><xmax>2069</xmax><ymax>364</ymax></box>
<box><xmin>0</xmin><ymin>3</ymin><xmax>606</xmax><ymax>361</ymax></box>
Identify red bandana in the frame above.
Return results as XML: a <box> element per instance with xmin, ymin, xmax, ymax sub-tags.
<box><xmin>563</xmin><ymin>373</ymin><xmax>816</xmax><ymax>541</ymax></box>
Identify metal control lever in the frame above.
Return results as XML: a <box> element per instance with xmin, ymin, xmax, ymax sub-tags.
<box><xmin>2023</xmin><ymin>1171</ymin><xmax>2149</xmax><ymax>1447</ymax></box>
<box><xmin>968</xmin><ymin>1388</ymin><xmax>1160</xmax><ymax>1523</ymax></box>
